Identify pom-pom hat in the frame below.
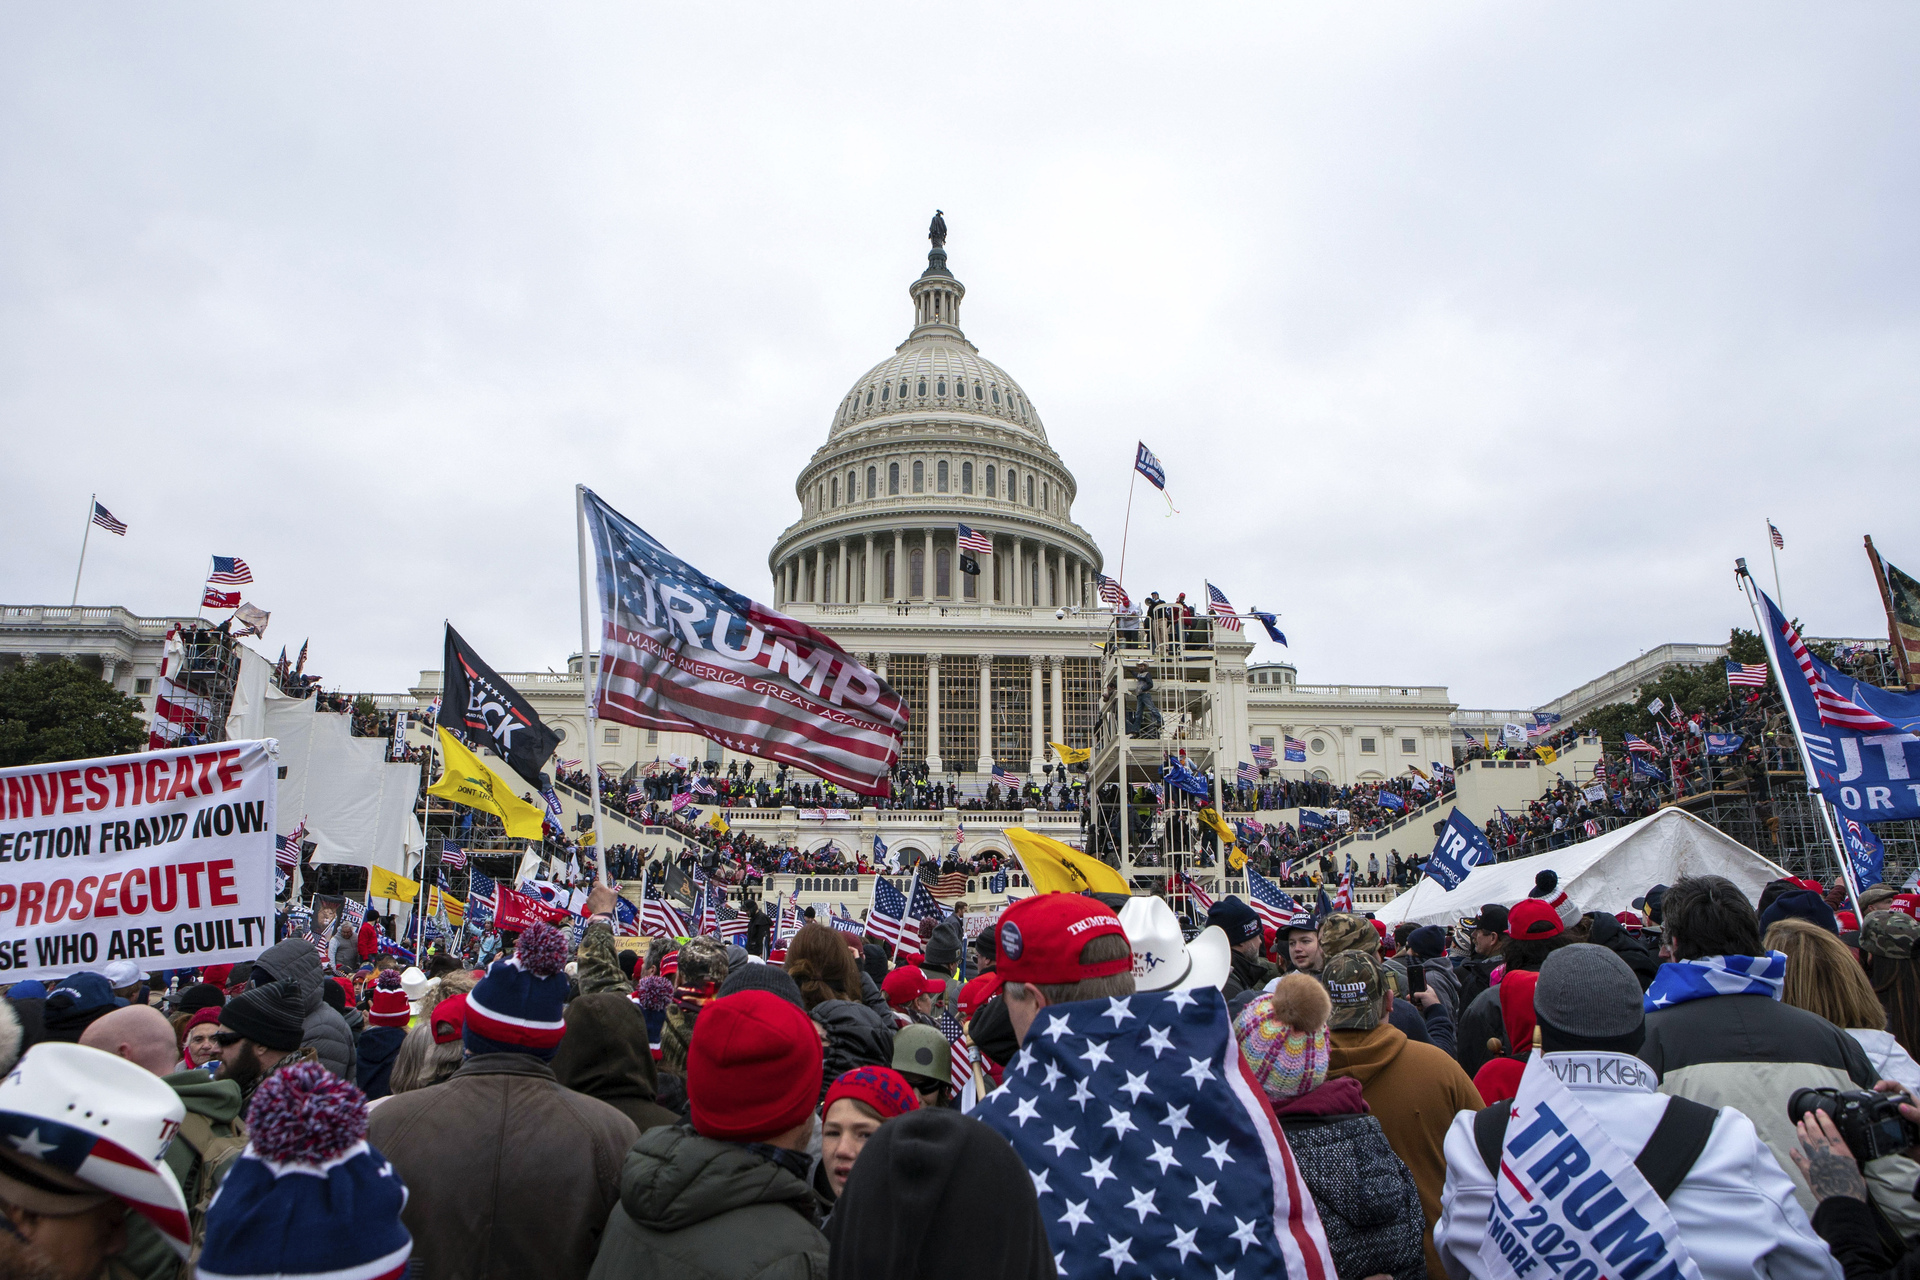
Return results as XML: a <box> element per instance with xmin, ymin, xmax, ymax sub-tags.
<box><xmin>366</xmin><ymin>971</ymin><xmax>410</xmax><ymax>1029</ymax></box>
<box><xmin>197</xmin><ymin>1062</ymin><xmax>411</xmax><ymax>1280</ymax></box>
<box><xmin>995</xmin><ymin>894</ymin><xmax>1129</xmax><ymax>986</ymax></box>
<box><xmin>1235</xmin><ymin>974</ymin><xmax>1332</xmax><ymax>1102</ymax></box>
<box><xmin>464</xmin><ymin>922</ymin><xmax>569</xmax><ymax>1059</ymax></box>
<box><xmin>0</xmin><ymin>1043</ymin><xmax>192</xmax><ymax>1256</ymax></box>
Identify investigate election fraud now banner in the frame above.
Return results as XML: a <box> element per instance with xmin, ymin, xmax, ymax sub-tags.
<box><xmin>0</xmin><ymin>741</ymin><xmax>277</xmax><ymax>982</ymax></box>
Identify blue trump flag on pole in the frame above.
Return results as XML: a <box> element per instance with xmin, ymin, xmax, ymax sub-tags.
<box><xmin>976</xmin><ymin>988</ymin><xmax>1336</xmax><ymax>1280</ymax></box>
<box><xmin>1426</xmin><ymin>809</ymin><xmax>1494</xmax><ymax>892</ymax></box>
<box><xmin>1843</xmin><ymin>817</ymin><xmax>1886</xmax><ymax>891</ymax></box>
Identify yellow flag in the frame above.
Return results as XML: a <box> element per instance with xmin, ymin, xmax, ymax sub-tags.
<box><xmin>706</xmin><ymin>810</ymin><xmax>730</xmax><ymax>835</ymax></box>
<box><xmin>367</xmin><ymin>866</ymin><xmax>419</xmax><ymax>901</ymax></box>
<box><xmin>1537</xmin><ymin>744</ymin><xmax>1558</xmax><ymax>765</ymax></box>
<box><xmin>1194</xmin><ymin>805</ymin><xmax>1238</xmax><ymax>850</ymax></box>
<box><xmin>1227</xmin><ymin>844</ymin><xmax>1248</xmax><ymax>871</ymax></box>
<box><xmin>1050</xmin><ymin>742</ymin><xmax>1090</xmax><ymax>766</ymax></box>
<box><xmin>579</xmin><ymin>830</ymin><xmax>598</xmax><ymax>847</ymax></box>
<box><xmin>427</xmin><ymin>726</ymin><xmax>547</xmax><ymax>841</ymax></box>
<box><xmin>426</xmin><ymin>888</ymin><xmax>465</xmax><ymax>926</ymax></box>
<box><xmin>1006</xmin><ymin>828</ymin><xmax>1131</xmax><ymax>896</ymax></box>
<box><xmin>1408</xmin><ymin>764</ymin><xmax>1430</xmax><ymax>780</ymax></box>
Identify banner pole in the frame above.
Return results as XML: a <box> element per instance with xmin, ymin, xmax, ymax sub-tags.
<box><xmin>1116</xmin><ymin>468</ymin><xmax>1137</xmax><ymax>597</ymax></box>
<box><xmin>1740</xmin><ymin>570</ymin><xmax>1857</xmax><ymax>909</ymax></box>
<box><xmin>1767</xmin><ymin>518</ymin><xmax>1785</xmax><ymax>619</ymax></box>
<box><xmin>71</xmin><ymin>494</ymin><xmax>95</xmax><ymax>607</ymax></box>
<box><xmin>576</xmin><ymin>485</ymin><xmax>608</xmax><ymax>889</ymax></box>
<box><xmin>417</xmin><ymin>736</ymin><xmax>434</xmax><ymax>958</ymax></box>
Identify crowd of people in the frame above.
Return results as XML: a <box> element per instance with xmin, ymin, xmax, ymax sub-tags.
<box><xmin>12</xmin><ymin>864</ymin><xmax>1920</xmax><ymax>1280</ymax></box>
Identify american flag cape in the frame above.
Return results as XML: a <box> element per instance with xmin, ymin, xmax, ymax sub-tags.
<box><xmin>1331</xmin><ymin>872</ymin><xmax>1353</xmax><ymax>911</ymax></box>
<box><xmin>976</xmin><ymin>989</ymin><xmax>1335</xmax><ymax>1280</ymax></box>
<box><xmin>582</xmin><ymin>488</ymin><xmax>908</xmax><ymax>795</ymax></box>
<box><xmin>1248</xmin><ymin>867</ymin><xmax>1295</xmax><ymax>934</ymax></box>
<box><xmin>864</xmin><ymin>877</ymin><xmax>915</xmax><ymax>951</ymax></box>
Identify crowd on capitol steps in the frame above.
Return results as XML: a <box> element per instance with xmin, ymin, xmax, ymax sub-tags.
<box><xmin>13</xmin><ymin>862</ymin><xmax>1920</xmax><ymax>1280</ymax></box>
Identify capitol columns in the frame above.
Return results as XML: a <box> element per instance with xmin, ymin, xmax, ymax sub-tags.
<box><xmin>1049</xmin><ymin>655</ymin><xmax>1065</xmax><ymax>750</ymax></box>
<box><xmin>863</xmin><ymin>533</ymin><xmax>875</xmax><ymax>603</ymax></box>
<box><xmin>976</xmin><ymin>654</ymin><xmax>994</xmax><ymax>774</ymax></box>
<box><xmin>892</xmin><ymin>530</ymin><xmax>904</xmax><ymax>601</ymax></box>
<box><xmin>1028</xmin><ymin>653</ymin><xmax>1045</xmax><ymax>774</ymax></box>
<box><xmin>925</xmin><ymin>653</ymin><xmax>942</xmax><ymax>772</ymax></box>
<box><xmin>922</xmin><ymin>529</ymin><xmax>934</xmax><ymax>603</ymax></box>
<box><xmin>811</xmin><ymin>546</ymin><xmax>824</xmax><ymax>604</ymax></box>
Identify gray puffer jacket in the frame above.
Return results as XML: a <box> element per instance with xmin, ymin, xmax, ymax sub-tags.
<box><xmin>253</xmin><ymin>937</ymin><xmax>355</xmax><ymax>1079</ymax></box>
<box><xmin>1275</xmin><ymin>1077</ymin><xmax>1428</xmax><ymax>1280</ymax></box>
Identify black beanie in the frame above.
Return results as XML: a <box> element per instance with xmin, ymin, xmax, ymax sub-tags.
<box><xmin>716</xmin><ymin>963</ymin><xmax>806</xmax><ymax>1011</ymax></box>
<box><xmin>968</xmin><ymin>995</ymin><xmax>1018</xmax><ymax>1069</ymax></box>
<box><xmin>178</xmin><ymin>983</ymin><xmax>227</xmax><ymax>1013</ymax></box>
<box><xmin>219</xmin><ymin>978</ymin><xmax>306</xmax><ymax>1052</ymax></box>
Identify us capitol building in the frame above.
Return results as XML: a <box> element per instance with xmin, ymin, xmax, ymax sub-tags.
<box><xmin>1</xmin><ymin>221</ymin><xmax>1458</xmax><ymax>863</ymax></box>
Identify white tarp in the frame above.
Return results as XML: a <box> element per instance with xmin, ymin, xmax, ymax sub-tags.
<box><xmin>266</xmin><ymin>696</ymin><xmax>422</xmax><ymax>870</ymax></box>
<box><xmin>222</xmin><ymin>643</ymin><xmax>279</xmax><ymax>742</ymax></box>
<box><xmin>1373</xmin><ymin>807</ymin><xmax>1792</xmax><ymax>928</ymax></box>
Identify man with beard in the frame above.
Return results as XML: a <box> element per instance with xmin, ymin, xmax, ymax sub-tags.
<box><xmin>212</xmin><ymin>978</ymin><xmax>308</xmax><ymax>1104</ymax></box>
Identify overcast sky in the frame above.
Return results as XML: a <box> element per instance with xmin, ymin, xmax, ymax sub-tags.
<box><xmin>5</xmin><ymin>4</ymin><xmax>1916</xmax><ymax>710</ymax></box>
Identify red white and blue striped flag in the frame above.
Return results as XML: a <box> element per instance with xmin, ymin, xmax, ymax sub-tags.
<box><xmin>1236</xmin><ymin>760</ymin><xmax>1260</xmax><ymax>786</ymax></box>
<box><xmin>1096</xmin><ymin>573</ymin><xmax>1131</xmax><ymax>611</ymax></box>
<box><xmin>1205</xmin><ymin>581</ymin><xmax>1242</xmax><ymax>632</ymax></box>
<box><xmin>582</xmin><ymin>488</ymin><xmax>907</xmax><ymax>795</ymax></box>
<box><xmin>956</xmin><ymin>523</ymin><xmax>993</xmax><ymax>555</ymax></box>
<box><xmin>1725</xmin><ymin>660</ymin><xmax>1770</xmax><ymax>688</ymax></box>
<box><xmin>91</xmin><ymin>502</ymin><xmax>127</xmax><ymax>536</ymax></box>
<box><xmin>440</xmin><ymin>844</ymin><xmax>468</xmax><ymax>869</ymax></box>
<box><xmin>207</xmin><ymin>556</ymin><xmax>252</xmax><ymax>585</ymax></box>
<box><xmin>864</xmin><ymin>877</ymin><xmax>915</xmax><ymax>952</ymax></box>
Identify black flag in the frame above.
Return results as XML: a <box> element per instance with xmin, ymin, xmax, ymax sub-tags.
<box><xmin>959</xmin><ymin>553</ymin><xmax>981</xmax><ymax>577</ymax></box>
<box><xmin>438</xmin><ymin>625</ymin><xmax>561</xmax><ymax>790</ymax></box>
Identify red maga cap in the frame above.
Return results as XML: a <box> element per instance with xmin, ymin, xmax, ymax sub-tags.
<box><xmin>957</xmin><ymin>972</ymin><xmax>1003</xmax><ymax>1016</ymax></box>
<box><xmin>1507</xmin><ymin>898</ymin><xmax>1565</xmax><ymax>941</ymax></box>
<box><xmin>882</xmin><ymin>966</ymin><xmax>937</xmax><ymax>1006</ymax></box>
<box><xmin>995</xmin><ymin>894</ymin><xmax>1130</xmax><ymax>986</ymax></box>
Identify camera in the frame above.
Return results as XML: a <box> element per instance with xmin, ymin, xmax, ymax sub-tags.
<box><xmin>1789</xmin><ymin>1087</ymin><xmax>1920</xmax><ymax>1164</ymax></box>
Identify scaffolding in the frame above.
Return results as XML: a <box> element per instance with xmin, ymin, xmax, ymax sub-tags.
<box><xmin>163</xmin><ymin>625</ymin><xmax>244</xmax><ymax>746</ymax></box>
<box><xmin>1087</xmin><ymin>615</ymin><xmax>1232</xmax><ymax>917</ymax></box>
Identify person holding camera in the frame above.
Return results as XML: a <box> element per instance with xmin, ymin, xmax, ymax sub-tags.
<box><xmin>1793</xmin><ymin>1083</ymin><xmax>1920</xmax><ymax>1280</ymax></box>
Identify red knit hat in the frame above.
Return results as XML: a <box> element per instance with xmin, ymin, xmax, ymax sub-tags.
<box><xmin>881</xmin><ymin>967</ymin><xmax>937</xmax><ymax>1007</ymax></box>
<box><xmin>1507</xmin><ymin>898</ymin><xmax>1565</xmax><ymax>941</ymax></box>
<box><xmin>181</xmin><ymin>1006</ymin><xmax>223</xmax><ymax>1045</ymax></box>
<box><xmin>957</xmin><ymin>972</ymin><xmax>1003</xmax><ymax>1017</ymax></box>
<box><xmin>687</xmin><ymin>990</ymin><xmax>823</xmax><ymax>1142</ymax></box>
<box><xmin>823</xmin><ymin>1066</ymin><xmax>921</xmax><ymax>1121</ymax></box>
<box><xmin>367</xmin><ymin>971</ymin><xmax>411</xmax><ymax>1028</ymax></box>
<box><xmin>995</xmin><ymin>894</ymin><xmax>1129</xmax><ymax>986</ymax></box>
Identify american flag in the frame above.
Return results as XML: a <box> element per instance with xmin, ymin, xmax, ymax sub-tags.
<box><xmin>440</xmin><ymin>844</ymin><xmax>468</xmax><ymax>869</ymax></box>
<box><xmin>934</xmin><ymin>1009</ymin><xmax>976</xmax><ymax>1091</ymax></box>
<box><xmin>1096</xmin><ymin>573</ymin><xmax>1132</xmax><ymax>611</ymax></box>
<box><xmin>90</xmin><ymin>501</ymin><xmax>127</xmax><ymax>535</ymax></box>
<box><xmin>1331</xmin><ymin>870</ymin><xmax>1353</xmax><ymax>911</ymax></box>
<box><xmin>713</xmin><ymin>897</ymin><xmax>749</xmax><ymax>943</ymax></box>
<box><xmin>1769</xmin><ymin>521</ymin><xmax>1785</xmax><ymax>549</ymax></box>
<box><xmin>991</xmin><ymin>764</ymin><xmax>1019</xmax><ymax>786</ymax></box>
<box><xmin>1134</xmin><ymin>440</ymin><xmax>1167</xmax><ymax>490</ymax></box>
<box><xmin>1247</xmin><ymin>867</ymin><xmax>1295</xmax><ymax>934</ymax></box>
<box><xmin>557</xmin><ymin>757</ymin><xmax>581</xmax><ymax>771</ymax></box>
<box><xmin>864</xmin><ymin>877</ymin><xmax>914</xmax><ymax>951</ymax></box>
<box><xmin>1173</xmin><ymin>870</ymin><xmax>1215</xmax><ymax>914</ymax></box>
<box><xmin>926</xmin><ymin>870</ymin><xmax>970</xmax><ymax>900</ymax></box>
<box><xmin>627</xmin><ymin>781</ymin><xmax>645</xmax><ymax>807</ymax></box>
<box><xmin>1583</xmin><ymin>819</ymin><xmax>1602</xmax><ymax>837</ymax></box>
<box><xmin>468</xmin><ymin>869</ymin><xmax>497</xmax><ymax>912</ymax></box>
<box><xmin>1236</xmin><ymin>761</ymin><xmax>1259</xmax><ymax>787</ymax></box>
<box><xmin>1205</xmin><ymin>582</ymin><xmax>1242</xmax><ymax>632</ymax></box>
<box><xmin>956</xmin><ymin>523</ymin><xmax>993</xmax><ymax>555</ymax></box>
<box><xmin>1593</xmin><ymin>758</ymin><xmax>1610</xmax><ymax>782</ymax></box>
<box><xmin>907</xmin><ymin>875</ymin><xmax>947</xmax><ymax>922</ymax></box>
<box><xmin>1250</xmin><ymin>742</ymin><xmax>1275</xmax><ymax>768</ymax></box>
<box><xmin>641</xmin><ymin>884</ymin><xmax>689</xmax><ymax>939</ymax></box>
<box><xmin>582</xmin><ymin>488</ymin><xmax>907</xmax><ymax>797</ymax></box>
<box><xmin>275</xmin><ymin>822</ymin><xmax>307</xmax><ymax>870</ymax></box>
<box><xmin>614</xmin><ymin>897</ymin><xmax>641</xmax><ymax>937</ymax></box>
<box><xmin>1624</xmin><ymin>733</ymin><xmax>1658</xmax><ymax>755</ymax></box>
<box><xmin>691</xmin><ymin>777</ymin><xmax>716</xmax><ymax>796</ymax></box>
<box><xmin>977</xmin><ymin>989</ymin><xmax>1337</xmax><ymax>1280</ymax></box>
<box><xmin>1725</xmin><ymin>660</ymin><xmax>1769</xmax><ymax>688</ymax></box>
<box><xmin>1284</xmin><ymin>736</ymin><xmax>1307</xmax><ymax>762</ymax></box>
<box><xmin>207</xmin><ymin>556</ymin><xmax>253</xmax><ymax>585</ymax></box>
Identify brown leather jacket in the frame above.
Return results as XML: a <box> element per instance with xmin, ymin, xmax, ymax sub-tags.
<box><xmin>367</xmin><ymin>1053</ymin><xmax>639</xmax><ymax>1280</ymax></box>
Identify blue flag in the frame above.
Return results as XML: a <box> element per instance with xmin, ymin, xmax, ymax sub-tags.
<box><xmin>1134</xmin><ymin>441</ymin><xmax>1166</xmax><ymax>490</ymax></box>
<box><xmin>989</xmin><ymin>870</ymin><xmax>1008</xmax><ymax>895</ymax></box>
<box><xmin>1316</xmin><ymin>887</ymin><xmax>1334</xmax><ymax>920</ymax></box>
<box><xmin>1426</xmin><ymin>809</ymin><xmax>1494</xmax><ymax>892</ymax></box>
<box><xmin>1758</xmin><ymin>590</ymin><xmax>1920</xmax><ymax>822</ymax></box>
<box><xmin>1249</xmin><ymin>610</ymin><xmax>1287</xmax><ymax>646</ymax></box>
<box><xmin>1705</xmin><ymin>733</ymin><xmax>1744</xmax><ymax>756</ymax></box>
<box><xmin>1630</xmin><ymin>756</ymin><xmax>1666</xmax><ymax>781</ymax></box>
<box><xmin>1377</xmin><ymin>790</ymin><xmax>1405</xmax><ymax>812</ymax></box>
<box><xmin>976</xmin><ymin>990</ymin><xmax>1334</xmax><ymax>1279</ymax></box>
<box><xmin>1298</xmin><ymin>809</ymin><xmax>1332</xmax><ymax>832</ymax></box>
<box><xmin>1161</xmin><ymin>758</ymin><xmax>1211</xmax><ymax>798</ymax></box>
<box><xmin>1843</xmin><ymin>817</ymin><xmax>1886</xmax><ymax>892</ymax></box>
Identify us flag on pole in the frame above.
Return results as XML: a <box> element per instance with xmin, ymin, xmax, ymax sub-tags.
<box><xmin>440</xmin><ymin>845</ymin><xmax>469</xmax><ymax>869</ymax></box>
<box><xmin>90</xmin><ymin>502</ymin><xmax>127</xmax><ymax>535</ymax></box>
<box><xmin>1725</xmin><ymin>659</ymin><xmax>1770</xmax><ymax>688</ymax></box>
<box><xmin>581</xmin><ymin>488</ymin><xmax>907</xmax><ymax>795</ymax></box>
<box><xmin>1206</xmin><ymin>582</ymin><xmax>1242</xmax><ymax>632</ymax></box>
<box><xmin>1769</xmin><ymin>521</ymin><xmax>1785</xmax><ymax>549</ymax></box>
<box><xmin>1248</xmin><ymin>867</ymin><xmax>1296</xmax><ymax>934</ymax></box>
<box><xmin>1236</xmin><ymin>761</ymin><xmax>1260</xmax><ymax>786</ymax></box>
<box><xmin>863</xmin><ymin>877</ymin><xmax>914</xmax><ymax>950</ymax></box>
<box><xmin>1624</xmin><ymin>733</ymin><xmax>1658</xmax><ymax>755</ymax></box>
<box><xmin>956</xmin><ymin>523</ymin><xmax>993</xmax><ymax>555</ymax></box>
<box><xmin>274</xmin><ymin>822</ymin><xmax>306</xmax><ymax>870</ymax></box>
<box><xmin>1173</xmin><ymin>869</ymin><xmax>1215</xmax><ymax>914</ymax></box>
<box><xmin>207</xmin><ymin>556</ymin><xmax>253</xmax><ymax>585</ymax></box>
<box><xmin>1096</xmin><ymin>573</ymin><xmax>1132</xmax><ymax>611</ymax></box>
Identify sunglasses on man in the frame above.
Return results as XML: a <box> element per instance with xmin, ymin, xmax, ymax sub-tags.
<box><xmin>213</xmin><ymin>1031</ymin><xmax>245</xmax><ymax>1047</ymax></box>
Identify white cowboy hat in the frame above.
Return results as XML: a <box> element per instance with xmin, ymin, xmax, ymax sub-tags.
<box><xmin>1119</xmin><ymin>896</ymin><xmax>1232</xmax><ymax>992</ymax></box>
<box><xmin>0</xmin><ymin>1043</ymin><xmax>191</xmax><ymax>1256</ymax></box>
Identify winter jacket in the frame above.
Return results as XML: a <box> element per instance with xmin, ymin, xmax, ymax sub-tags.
<box><xmin>252</xmin><ymin>937</ymin><xmax>355</xmax><ymax>1079</ymax></box>
<box><xmin>1273</xmin><ymin>1077</ymin><xmax>1428</xmax><ymax>1280</ymax></box>
<box><xmin>368</xmin><ymin>1053</ymin><xmax>639</xmax><ymax>1280</ymax></box>
<box><xmin>1586</xmin><ymin>910</ymin><xmax>1659</xmax><ymax>989</ymax></box>
<box><xmin>588</xmin><ymin>1125</ymin><xmax>829</xmax><ymax>1280</ymax></box>
<box><xmin>1642</xmin><ymin>987</ymin><xmax>1877</xmax><ymax>1214</ymax></box>
<box><xmin>356</xmin><ymin>1025</ymin><xmax>407</xmax><ymax>1101</ymax></box>
<box><xmin>1850</xmin><ymin>1028</ymin><xmax>1920</xmax><ymax>1095</ymax></box>
<box><xmin>554</xmin><ymin>993</ymin><xmax>679</xmax><ymax>1134</ymax></box>
<box><xmin>1439</xmin><ymin>1050</ymin><xmax>1841</xmax><ymax>1280</ymax></box>
<box><xmin>1390</xmin><ymin>991</ymin><xmax>1454</xmax><ymax>1058</ymax></box>
<box><xmin>856</xmin><ymin>973</ymin><xmax>891</xmax><ymax>1021</ymax></box>
<box><xmin>1453</xmin><ymin>982</ymin><xmax>1507</xmax><ymax>1078</ymax></box>
<box><xmin>1812</xmin><ymin>1195</ymin><xmax>1920</xmax><ymax>1280</ymax></box>
<box><xmin>1453</xmin><ymin>952</ymin><xmax>1499</xmax><ymax>1015</ymax></box>
<box><xmin>1223</xmin><ymin>948</ymin><xmax>1280</xmax><ymax>1000</ymax></box>
<box><xmin>810</xmin><ymin>999</ymin><xmax>894</xmax><ymax>1101</ymax></box>
<box><xmin>575</xmin><ymin>921</ymin><xmax>633</xmax><ymax>997</ymax></box>
<box><xmin>1328</xmin><ymin>1021</ymin><xmax>1484</xmax><ymax>1280</ymax></box>
<box><xmin>1385</xmin><ymin>955</ymin><xmax>1462</xmax><ymax>1017</ymax></box>
<box><xmin>116</xmin><ymin>1069</ymin><xmax>248</xmax><ymax>1280</ymax></box>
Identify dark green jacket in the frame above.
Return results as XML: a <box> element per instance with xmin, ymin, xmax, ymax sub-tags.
<box><xmin>588</xmin><ymin>1126</ymin><xmax>827</xmax><ymax>1280</ymax></box>
<box><xmin>116</xmin><ymin>1070</ymin><xmax>246</xmax><ymax>1280</ymax></box>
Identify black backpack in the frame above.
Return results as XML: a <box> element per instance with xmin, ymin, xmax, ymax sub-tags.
<box><xmin>1473</xmin><ymin>1094</ymin><xmax>1717</xmax><ymax>1200</ymax></box>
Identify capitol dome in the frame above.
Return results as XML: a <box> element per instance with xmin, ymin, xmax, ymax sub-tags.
<box><xmin>769</xmin><ymin>223</ymin><xmax>1102</xmax><ymax>614</ymax></box>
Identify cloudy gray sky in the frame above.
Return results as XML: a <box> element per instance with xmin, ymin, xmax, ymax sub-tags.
<box><xmin>5</xmin><ymin>4</ymin><xmax>1916</xmax><ymax>709</ymax></box>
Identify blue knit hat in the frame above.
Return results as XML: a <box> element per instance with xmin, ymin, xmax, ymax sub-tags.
<box><xmin>197</xmin><ymin>1062</ymin><xmax>411</xmax><ymax>1280</ymax></box>
<box><xmin>464</xmin><ymin>922</ymin><xmax>570</xmax><ymax>1059</ymax></box>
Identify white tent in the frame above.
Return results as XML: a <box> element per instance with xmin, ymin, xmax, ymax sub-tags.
<box><xmin>1372</xmin><ymin>808</ymin><xmax>1792</xmax><ymax>928</ymax></box>
<box><xmin>266</xmin><ymin>696</ymin><xmax>423</xmax><ymax>870</ymax></box>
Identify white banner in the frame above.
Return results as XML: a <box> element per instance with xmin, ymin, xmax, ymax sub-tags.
<box><xmin>0</xmin><ymin>741</ymin><xmax>277</xmax><ymax>982</ymax></box>
<box><xmin>1480</xmin><ymin>1051</ymin><xmax>1701</xmax><ymax>1280</ymax></box>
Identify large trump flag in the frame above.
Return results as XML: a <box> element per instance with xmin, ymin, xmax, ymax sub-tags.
<box><xmin>581</xmin><ymin>488</ymin><xmax>908</xmax><ymax>796</ymax></box>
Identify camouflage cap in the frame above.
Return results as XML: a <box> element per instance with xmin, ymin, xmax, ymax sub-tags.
<box><xmin>1860</xmin><ymin>909</ymin><xmax>1920</xmax><ymax>961</ymax></box>
<box><xmin>1316</xmin><ymin>913</ymin><xmax>1380</xmax><ymax>960</ymax></box>
<box><xmin>676</xmin><ymin>937</ymin><xmax>731</xmax><ymax>989</ymax></box>
<box><xmin>1323</xmin><ymin>951</ymin><xmax>1385</xmax><ymax>1031</ymax></box>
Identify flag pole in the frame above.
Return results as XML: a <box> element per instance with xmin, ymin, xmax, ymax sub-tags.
<box><xmin>575</xmin><ymin>485</ymin><xmax>608</xmax><ymax>889</ymax></box>
<box><xmin>1767</xmin><ymin>519</ymin><xmax>1785</xmax><ymax>618</ymax></box>
<box><xmin>417</xmin><ymin>735</ymin><xmax>434</xmax><ymax>958</ymax></box>
<box><xmin>71</xmin><ymin>494</ymin><xmax>96</xmax><ymax>607</ymax></box>
<box><xmin>1116</xmin><ymin>464</ymin><xmax>1138</xmax><ymax>597</ymax></box>
<box><xmin>1739</xmin><ymin>566</ymin><xmax>1860</xmax><ymax>915</ymax></box>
